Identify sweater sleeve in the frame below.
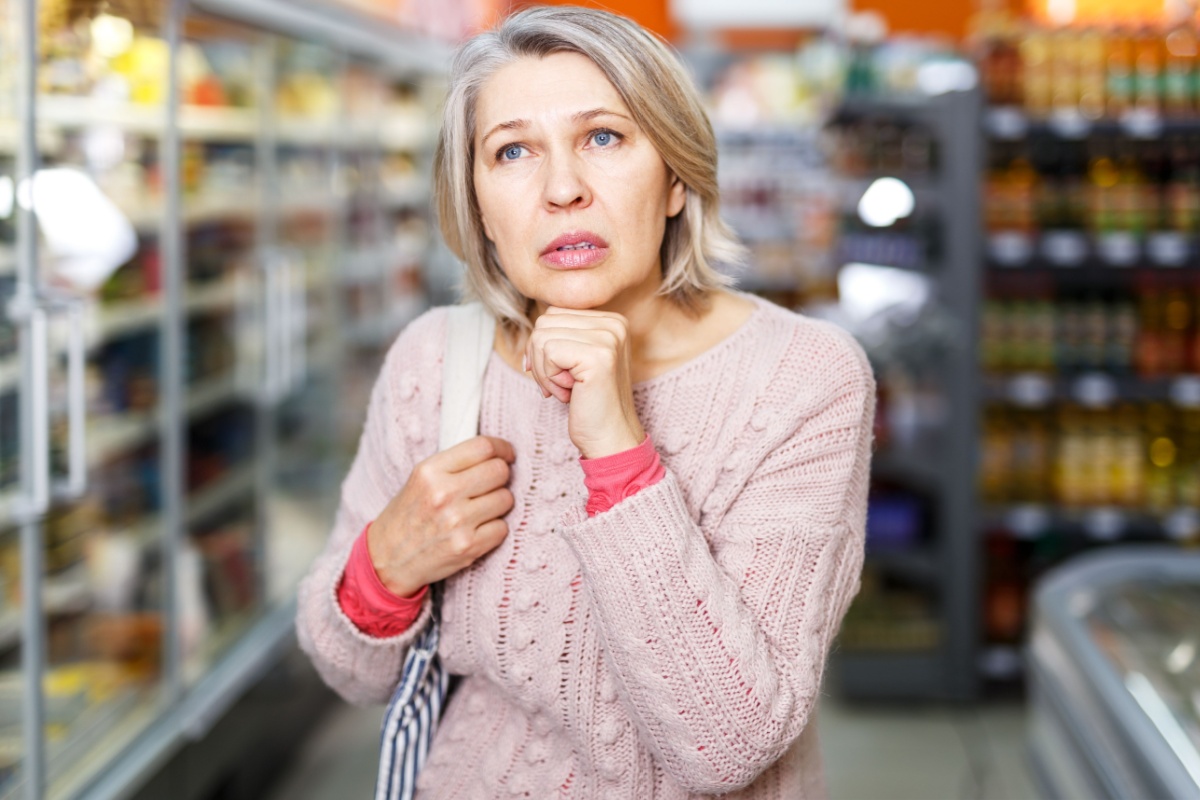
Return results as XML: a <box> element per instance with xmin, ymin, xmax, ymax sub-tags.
<box><xmin>558</xmin><ymin>335</ymin><xmax>874</xmax><ymax>794</ymax></box>
<box><xmin>295</xmin><ymin>310</ymin><xmax>442</xmax><ymax>706</ymax></box>
<box><xmin>337</xmin><ymin>524</ymin><xmax>428</xmax><ymax>638</ymax></box>
<box><xmin>580</xmin><ymin>434</ymin><xmax>665</xmax><ymax>517</ymax></box>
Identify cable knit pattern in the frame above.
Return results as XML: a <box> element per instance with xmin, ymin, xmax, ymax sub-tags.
<box><xmin>296</xmin><ymin>293</ymin><xmax>875</xmax><ymax>798</ymax></box>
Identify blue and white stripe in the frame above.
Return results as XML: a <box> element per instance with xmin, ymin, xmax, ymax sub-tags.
<box><xmin>375</xmin><ymin>620</ymin><xmax>449</xmax><ymax>800</ymax></box>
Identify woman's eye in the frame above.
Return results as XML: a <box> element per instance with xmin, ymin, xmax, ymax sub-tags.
<box><xmin>502</xmin><ymin>145</ymin><xmax>524</xmax><ymax>160</ymax></box>
<box><xmin>591</xmin><ymin>130</ymin><xmax>617</xmax><ymax>147</ymax></box>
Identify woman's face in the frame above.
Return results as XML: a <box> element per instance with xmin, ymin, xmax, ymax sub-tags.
<box><xmin>472</xmin><ymin>51</ymin><xmax>686</xmax><ymax>312</ymax></box>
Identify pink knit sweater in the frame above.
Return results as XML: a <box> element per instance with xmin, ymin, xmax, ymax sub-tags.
<box><xmin>296</xmin><ymin>293</ymin><xmax>875</xmax><ymax>799</ymax></box>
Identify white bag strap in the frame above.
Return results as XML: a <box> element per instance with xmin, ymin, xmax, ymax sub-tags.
<box><xmin>439</xmin><ymin>302</ymin><xmax>496</xmax><ymax>452</ymax></box>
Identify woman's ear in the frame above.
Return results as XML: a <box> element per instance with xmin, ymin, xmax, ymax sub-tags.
<box><xmin>666</xmin><ymin>174</ymin><xmax>686</xmax><ymax>219</ymax></box>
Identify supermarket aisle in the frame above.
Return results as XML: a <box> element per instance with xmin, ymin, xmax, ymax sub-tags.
<box><xmin>265</xmin><ymin>696</ymin><xmax>1039</xmax><ymax>799</ymax></box>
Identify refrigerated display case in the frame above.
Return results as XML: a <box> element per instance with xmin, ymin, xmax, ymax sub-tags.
<box><xmin>1029</xmin><ymin>547</ymin><xmax>1200</xmax><ymax>799</ymax></box>
<box><xmin>0</xmin><ymin>1</ymin><xmax>449</xmax><ymax>797</ymax></box>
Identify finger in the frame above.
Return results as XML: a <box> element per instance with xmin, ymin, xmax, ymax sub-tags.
<box><xmin>436</xmin><ymin>436</ymin><xmax>515</xmax><ymax>473</ymax></box>
<box><xmin>535</xmin><ymin>320</ymin><xmax>625</xmax><ymax>364</ymax></box>
<box><xmin>529</xmin><ymin>334</ymin><xmax>584</xmax><ymax>403</ymax></box>
<box><xmin>535</xmin><ymin>312</ymin><xmax>627</xmax><ymax>344</ymax></box>
<box><xmin>473</xmin><ymin>518</ymin><xmax>509</xmax><ymax>553</ymax></box>
<box><xmin>542</xmin><ymin>306</ymin><xmax>629</xmax><ymax>323</ymax></box>
<box><xmin>464</xmin><ymin>486</ymin><xmax>515</xmax><ymax>524</ymax></box>
<box><xmin>454</xmin><ymin>457</ymin><xmax>511</xmax><ymax>498</ymax></box>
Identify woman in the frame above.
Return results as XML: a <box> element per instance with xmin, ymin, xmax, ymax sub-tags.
<box><xmin>297</xmin><ymin>7</ymin><xmax>874</xmax><ymax>798</ymax></box>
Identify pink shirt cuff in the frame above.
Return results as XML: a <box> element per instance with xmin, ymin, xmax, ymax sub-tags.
<box><xmin>580</xmin><ymin>434</ymin><xmax>666</xmax><ymax>517</ymax></box>
<box><xmin>337</xmin><ymin>523</ymin><xmax>427</xmax><ymax>638</ymax></box>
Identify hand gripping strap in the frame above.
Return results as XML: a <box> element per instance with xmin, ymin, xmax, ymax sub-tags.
<box><xmin>376</xmin><ymin>302</ymin><xmax>495</xmax><ymax>800</ymax></box>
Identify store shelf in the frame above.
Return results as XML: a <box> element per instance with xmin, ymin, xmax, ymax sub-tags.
<box><xmin>983</xmin><ymin>372</ymin><xmax>1200</xmax><ymax>409</ymax></box>
<box><xmin>872</xmin><ymin>446</ymin><xmax>944</xmax><ymax>490</ymax></box>
<box><xmin>984</xmin><ymin>504</ymin><xmax>1199</xmax><ymax>542</ymax></box>
<box><xmin>0</xmin><ymin>564</ymin><xmax>96</xmax><ymax>651</ymax></box>
<box><xmin>865</xmin><ymin>547</ymin><xmax>940</xmax><ymax>585</ymax></box>
<box><xmin>87</xmin><ymin>373</ymin><xmax>243</xmax><ymax>468</ymax></box>
<box><xmin>344</xmin><ymin>302</ymin><xmax>423</xmax><ymax>347</ymax></box>
<box><xmin>837</xmin><ymin>94</ymin><xmax>954</xmax><ymax>118</ymax></box>
<box><xmin>82</xmin><ymin>598</ymin><xmax>297</xmax><ymax>800</ymax></box>
<box><xmin>186</xmin><ymin>463</ymin><xmax>257</xmax><ymax>527</ymax></box>
<box><xmin>93</xmin><ymin>278</ymin><xmax>243</xmax><ymax>346</ymax></box>
<box><xmin>380</xmin><ymin>181</ymin><xmax>431</xmax><ymax>209</ymax></box>
<box><xmin>984</xmin><ymin>105</ymin><xmax>1200</xmax><ymax>141</ymax></box>
<box><xmin>986</xmin><ymin>230</ymin><xmax>1194</xmax><ymax>270</ymax></box>
<box><xmin>39</xmin><ymin>96</ymin><xmax>258</xmax><ymax>141</ymax></box>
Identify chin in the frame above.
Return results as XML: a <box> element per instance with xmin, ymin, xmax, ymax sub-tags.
<box><xmin>523</xmin><ymin>272</ymin><xmax>626</xmax><ymax>311</ymax></box>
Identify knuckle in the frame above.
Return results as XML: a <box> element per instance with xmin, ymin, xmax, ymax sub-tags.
<box><xmin>448</xmin><ymin>533</ymin><xmax>472</xmax><ymax>558</ymax></box>
<box><xmin>428</xmin><ymin>487</ymin><xmax>451</xmax><ymax>510</ymax></box>
<box><xmin>475</xmin><ymin>437</ymin><xmax>496</xmax><ymax>460</ymax></box>
<box><xmin>440</xmin><ymin>507</ymin><xmax>465</xmax><ymax>530</ymax></box>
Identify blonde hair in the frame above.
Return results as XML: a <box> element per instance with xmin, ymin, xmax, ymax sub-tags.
<box><xmin>433</xmin><ymin>5</ymin><xmax>745</xmax><ymax>331</ymax></box>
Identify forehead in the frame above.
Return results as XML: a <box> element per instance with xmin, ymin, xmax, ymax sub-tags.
<box><xmin>474</xmin><ymin>52</ymin><xmax>628</xmax><ymax>135</ymax></box>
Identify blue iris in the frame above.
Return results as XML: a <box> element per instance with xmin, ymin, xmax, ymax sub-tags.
<box><xmin>593</xmin><ymin>131</ymin><xmax>613</xmax><ymax>146</ymax></box>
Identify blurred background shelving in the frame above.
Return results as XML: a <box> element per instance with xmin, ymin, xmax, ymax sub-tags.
<box><xmin>0</xmin><ymin>0</ymin><xmax>476</xmax><ymax>797</ymax></box>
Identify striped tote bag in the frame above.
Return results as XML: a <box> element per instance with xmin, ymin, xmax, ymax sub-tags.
<box><xmin>374</xmin><ymin>302</ymin><xmax>495</xmax><ymax>800</ymax></box>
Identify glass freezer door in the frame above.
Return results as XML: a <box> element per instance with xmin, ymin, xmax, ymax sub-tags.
<box><xmin>2</xmin><ymin>2</ymin><xmax>177</xmax><ymax>796</ymax></box>
<box><xmin>176</xmin><ymin>13</ymin><xmax>269</xmax><ymax>686</ymax></box>
<box><xmin>263</xmin><ymin>36</ymin><xmax>340</xmax><ymax>602</ymax></box>
<box><xmin>0</xmin><ymin>2</ymin><xmax>28</xmax><ymax>793</ymax></box>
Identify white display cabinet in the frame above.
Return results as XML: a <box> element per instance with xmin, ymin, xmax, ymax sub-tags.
<box><xmin>0</xmin><ymin>1</ymin><xmax>448</xmax><ymax>797</ymax></box>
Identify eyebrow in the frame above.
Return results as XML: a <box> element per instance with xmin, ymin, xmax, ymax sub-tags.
<box><xmin>479</xmin><ymin>107</ymin><xmax>632</xmax><ymax>149</ymax></box>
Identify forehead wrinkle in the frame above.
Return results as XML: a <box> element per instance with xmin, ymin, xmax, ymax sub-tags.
<box><xmin>480</xmin><ymin>118</ymin><xmax>530</xmax><ymax>149</ymax></box>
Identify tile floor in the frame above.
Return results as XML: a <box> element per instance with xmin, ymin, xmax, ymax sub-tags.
<box><xmin>267</xmin><ymin>695</ymin><xmax>1042</xmax><ymax>799</ymax></box>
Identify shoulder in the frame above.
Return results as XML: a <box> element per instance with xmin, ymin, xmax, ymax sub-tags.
<box><xmin>743</xmin><ymin>296</ymin><xmax>875</xmax><ymax>414</ymax></box>
<box><xmin>374</xmin><ymin>305</ymin><xmax>453</xmax><ymax>414</ymax></box>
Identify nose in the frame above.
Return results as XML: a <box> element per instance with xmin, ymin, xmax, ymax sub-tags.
<box><xmin>540</xmin><ymin>149</ymin><xmax>591</xmax><ymax>211</ymax></box>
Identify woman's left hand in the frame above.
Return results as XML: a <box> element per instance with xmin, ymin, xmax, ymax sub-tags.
<box><xmin>524</xmin><ymin>306</ymin><xmax>646</xmax><ymax>459</ymax></box>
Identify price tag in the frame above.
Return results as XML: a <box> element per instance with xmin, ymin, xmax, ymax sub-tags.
<box><xmin>1119</xmin><ymin>109</ymin><xmax>1164</xmax><ymax>139</ymax></box>
<box><xmin>1096</xmin><ymin>232</ymin><xmax>1140</xmax><ymax>266</ymax></box>
<box><xmin>1164</xmin><ymin>508</ymin><xmax>1200</xmax><ymax>541</ymax></box>
<box><xmin>1147</xmin><ymin>232</ymin><xmax>1190</xmax><ymax>266</ymax></box>
<box><xmin>1073</xmin><ymin>373</ymin><xmax>1117</xmax><ymax>407</ymax></box>
<box><xmin>1042</xmin><ymin>231</ymin><xmax>1088</xmax><ymax>266</ymax></box>
<box><xmin>985</xmin><ymin>106</ymin><xmax>1029</xmax><ymax>140</ymax></box>
<box><xmin>989</xmin><ymin>231</ymin><xmax>1034</xmax><ymax>266</ymax></box>
<box><xmin>1082</xmin><ymin>508</ymin><xmax>1125</xmax><ymax>540</ymax></box>
<box><xmin>1170</xmin><ymin>375</ymin><xmax>1200</xmax><ymax>408</ymax></box>
<box><xmin>1008</xmin><ymin>373</ymin><xmax>1054</xmax><ymax>408</ymax></box>
<box><xmin>1048</xmin><ymin>110</ymin><xmax>1091</xmax><ymax>139</ymax></box>
<box><xmin>1007</xmin><ymin>505</ymin><xmax>1050</xmax><ymax>539</ymax></box>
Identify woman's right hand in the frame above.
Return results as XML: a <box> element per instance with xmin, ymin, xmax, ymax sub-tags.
<box><xmin>366</xmin><ymin>435</ymin><xmax>516</xmax><ymax>597</ymax></box>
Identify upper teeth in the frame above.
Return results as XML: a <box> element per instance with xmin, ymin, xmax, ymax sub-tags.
<box><xmin>559</xmin><ymin>243</ymin><xmax>595</xmax><ymax>250</ymax></box>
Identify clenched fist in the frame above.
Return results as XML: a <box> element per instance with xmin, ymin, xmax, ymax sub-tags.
<box><xmin>367</xmin><ymin>435</ymin><xmax>516</xmax><ymax>596</ymax></box>
<box><xmin>523</xmin><ymin>307</ymin><xmax>646</xmax><ymax>459</ymax></box>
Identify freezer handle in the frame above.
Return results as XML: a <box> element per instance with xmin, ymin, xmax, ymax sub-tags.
<box><xmin>48</xmin><ymin>291</ymin><xmax>87</xmax><ymax>500</ymax></box>
<box><xmin>7</xmin><ymin>292</ymin><xmax>50</xmax><ymax>521</ymax></box>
